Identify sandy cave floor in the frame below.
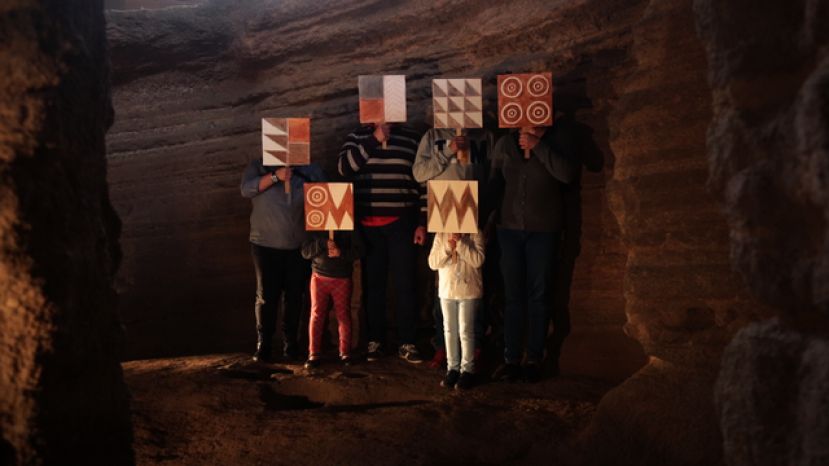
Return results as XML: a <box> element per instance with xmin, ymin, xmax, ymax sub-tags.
<box><xmin>124</xmin><ymin>354</ymin><xmax>613</xmax><ymax>465</ymax></box>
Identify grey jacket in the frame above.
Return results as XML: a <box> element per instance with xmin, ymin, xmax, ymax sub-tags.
<box><xmin>240</xmin><ymin>160</ymin><xmax>324</xmax><ymax>249</ymax></box>
<box><xmin>413</xmin><ymin>128</ymin><xmax>493</xmax><ymax>183</ymax></box>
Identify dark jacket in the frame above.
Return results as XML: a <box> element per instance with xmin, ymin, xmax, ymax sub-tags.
<box><xmin>301</xmin><ymin>230</ymin><xmax>364</xmax><ymax>278</ymax></box>
<box><xmin>487</xmin><ymin>124</ymin><xmax>576</xmax><ymax>232</ymax></box>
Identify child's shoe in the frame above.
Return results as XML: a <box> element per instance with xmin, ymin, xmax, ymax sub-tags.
<box><xmin>441</xmin><ymin>370</ymin><xmax>460</xmax><ymax>389</ymax></box>
<box><xmin>304</xmin><ymin>356</ymin><xmax>321</xmax><ymax>369</ymax></box>
<box><xmin>456</xmin><ymin>372</ymin><xmax>475</xmax><ymax>390</ymax></box>
<box><xmin>340</xmin><ymin>354</ymin><xmax>353</xmax><ymax>367</ymax></box>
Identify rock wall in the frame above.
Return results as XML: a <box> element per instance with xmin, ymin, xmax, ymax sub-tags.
<box><xmin>695</xmin><ymin>1</ymin><xmax>829</xmax><ymax>465</ymax></box>
<box><xmin>0</xmin><ymin>1</ymin><xmax>133</xmax><ymax>464</ymax></box>
<box><xmin>584</xmin><ymin>0</ymin><xmax>763</xmax><ymax>464</ymax></box>
<box><xmin>106</xmin><ymin>0</ymin><xmax>648</xmax><ymax>380</ymax></box>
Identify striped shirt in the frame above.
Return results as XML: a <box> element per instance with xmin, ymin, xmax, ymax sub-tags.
<box><xmin>337</xmin><ymin>124</ymin><xmax>426</xmax><ymax>224</ymax></box>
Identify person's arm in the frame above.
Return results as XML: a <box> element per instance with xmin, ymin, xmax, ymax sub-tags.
<box><xmin>241</xmin><ymin>162</ymin><xmax>266</xmax><ymax>198</ymax></box>
<box><xmin>337</xmin><ymin>127</ymin><xmax>381</xmax><ymax>177</ymax></box>
<box><xmin>427</xmin><ymin>234</ymin><xmax>453</xmax><ymax>270</ymax></box>
<box><xmin>412</xmin><ymin>131</ymin><xmax>453</xmax><ymax>182</ymax></box>
<box><xmin>455</xmin><ymin>232</ymin><xmax>485</xmax><ymax>269</ymax></box>
<box><xmin>530</xmin><ymin>130</ymin><xmax>576</xmax><ymax>184</ymax></box>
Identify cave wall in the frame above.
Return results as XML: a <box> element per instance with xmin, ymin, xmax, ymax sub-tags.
<box><xmin>695</xmin><ymin>1</ymin><xmax>829</xmax><ymax>465</ymax></box>
<box><xmin>584</xmin><ymin>0</ymin><xmax>764</xmax><ymax>464</ymax></box>
<box><xmin>105</xmin><ymin>0</ymin><xmax>648</xmax><ymax>380</ymax></box>
<box><xmin>0</xmin><ymin>1</ymin><xmax>133</xmax><ymax>464</ymax></box>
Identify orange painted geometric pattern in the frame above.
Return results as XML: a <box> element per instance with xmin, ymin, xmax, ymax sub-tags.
<box><xmin>497</xmin><ymin>72</ymin><xmax>553</xmax><ymax>128</ymax></box>
<box><xmin>304</xmin><ymin>183</ymin><xmax>355</xmax><ymax>231</ymax></box>
<box><xmin>262</xmin><ymin>117</ymin><xmax>311</xmax><ymax>166</ymax></box>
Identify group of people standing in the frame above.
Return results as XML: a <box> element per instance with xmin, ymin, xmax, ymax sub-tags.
<box><xmin>241</xmin><ymin>111</ymin><xmax>584</xmax><ymax>389</ymax></box>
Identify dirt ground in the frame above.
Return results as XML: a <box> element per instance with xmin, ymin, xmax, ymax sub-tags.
<box><xmin>124</xmin><ymin>354</ymin><xmax>613</xmax><ymax>465</ymax></box>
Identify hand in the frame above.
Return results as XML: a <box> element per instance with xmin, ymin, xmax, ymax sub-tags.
<box><xmin>373</xmin><ymin>123</ymin><xmax>391</xmax><ymax>144</ymax></box>
<box><xmin>449</xmin><ymin>136</ymin><xmax>468</xmax><ymax>153</ymax></box>
<box><xmin>518</xmin><ymin>132</ymin><xmax>540</xmax><ymax>151</ymax></box>
<box><xmin>273</xmin><ymin>167</ymin><xmax>290</xmax><ymax>181</ymax></box>
<box><xmin>327</xmin><ymin>240</ymin><xmax>341</xmax><ymax>258</ymax></box>
<box><xmin>447</xmin><ymin>233</ymin><xmax>460</xmax><ymax>251</ymax></box>
<box><xmin>413</xmin><ymin>226</ymin><xmax>426</xmax><ymax>245</ymax></box>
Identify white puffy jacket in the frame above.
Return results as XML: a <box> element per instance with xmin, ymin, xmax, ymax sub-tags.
<box><xmin>427</xmin><ymin>231</ymin><xmax>485</xmax><ymax>300</ymax></box>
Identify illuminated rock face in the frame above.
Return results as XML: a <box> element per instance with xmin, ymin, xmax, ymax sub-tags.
<box><xmin>695</xmin><ymin>1</ymin><xmax>829</xmax><ymax>465</ymax></box>
<box><xmin>0</xmin><ymin>1</ymin><xmax>133</xmax><ymax>464</ymax></box>
<box><xmin>105</xmin><ymin>0</ymin><xmax>651</xmax><ymax>375</ymax></box>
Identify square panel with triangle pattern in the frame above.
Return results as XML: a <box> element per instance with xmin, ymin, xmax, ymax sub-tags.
<box><xmin>261</xmin><ymin>117</ymin><xmax>311</xmax><ymax>166</ymax></box>
<box><xmin>432</xmin><ymin>78</ymin><xmax>483</xmax><ymax>129</ymax></box>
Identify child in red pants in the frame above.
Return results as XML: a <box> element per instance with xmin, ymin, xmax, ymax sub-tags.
<box><xmin>301</xmin><ymin>230</ymin><xmax>363</xmax><ymax>368</ymax></box>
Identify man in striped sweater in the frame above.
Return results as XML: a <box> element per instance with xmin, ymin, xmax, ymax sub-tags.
<box><xmin>338</xmin><ymin>123</ymin><xmax>427</xmax><ymax>363</ymax></box>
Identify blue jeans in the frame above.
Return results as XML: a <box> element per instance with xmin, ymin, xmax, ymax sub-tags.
<box><xmin>441</xmin><ymin>299</ymin><xmax>478</xmax><ymax>373</ymax></box>
<box><xmin>433</xmin><ymin>293</ymin><xmax>485</xmax><ymax>350</ymax></box>
<box><xmin>497</xmin><ymin>228</ymin><xmax>558</xmax><ymax>363</ymax></box>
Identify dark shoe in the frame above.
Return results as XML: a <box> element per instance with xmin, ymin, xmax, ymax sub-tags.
<box><xmin>492</xmin><ymin>363</ymin><xmax>521</xmax><ymax>382</ymax></box>
<box><xmin>441</xmin><ymin>370</ymin><xmax>460</xmax><ymax>388</ymax></box>
<box><xmin>252</xmin><ymin>339</ymin><xmax>272</xmax><ymax>363</ymax></box>
<box><xmin>523</xmin><ymin>362</ymin><xmax>542</xmax><ymax>383</ymax></box>
<box><xmin>304</xmin><ymin>358</ymin><xmax>321</xmax><ymax>369</ymax></box>
<box><xmin>398</xmin><ymin>344</ymin><xmax>424</xmax><ymax>364</ymax></box>
<box><xmin>456</xmin><ymin>372</ymin><xmax>475</xmax><ymax>390</ymax></box>
<box><xmin>366</xmin><ymin>341</ymin><xmax>383</xmax><ymax>362</ymax></box>
<box><xmin>340</xmin><ymin>355</ymin><xmax>353</xmax><ymax>367</ymax></box>
<box><xmin>427</xmin><ymin>349</ymin><xmax>446</xmax><ymax>369</ymax></box>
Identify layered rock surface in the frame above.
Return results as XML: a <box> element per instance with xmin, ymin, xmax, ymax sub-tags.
<box><xmin>0</xmin><ymin>1</ymin><xmax>133</xmax><ymax>464</ymax></box>
<box><xmin>695</xmin><ymin>1</ymin><xmax>829</xmax><ymax>464</ymax></box>
<box><xmin>106</xmin><ymin>0</ymin><xmax>648</xmax><ymax>381</ymax></box>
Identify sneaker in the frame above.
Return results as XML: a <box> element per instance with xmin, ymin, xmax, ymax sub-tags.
<box><xmin>427</xmin><ymin>349</ymin><xmax>446</xmax><ymax>369</ymax></box>
<box><xmin>456</xmin><ymin>371</ymin><xmax>475</xmax><ymax>390</ymax></box>
<box><xmin>304</xmin><ymin>358</ymin><xmax>320</xmax><ymax>369</ymax></box>
<box><xmin>523</xmin><ymin>362</ymin><xmax>541</xmax><ymax>383</ymax></box>
<box><xmin>441</xmin><ymin>370</ymin><xmax>460</xmax><ymax>388</ymax></box>
<box><xmin>398</xmin><ymin>344</ymin><xmax>424</xmax><ymax>364</ymax></box>
<box><xmin>340</xmin><ymin>354</ymin><xmax>353</xmax><ymax>367</ymax></box>
<box><xmin>492</xmin><ymin>363</ymin><xmax>521</xmax><ymax>382</ymax></box>
<box><xmin>366</xmin><ymin>341</ymin><xmax>383</xmax><ymax>362</ymax></box>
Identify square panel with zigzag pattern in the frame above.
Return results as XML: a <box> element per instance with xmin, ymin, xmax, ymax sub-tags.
<box><xmin>432</xmin><ymin>78</ymin><xmax>483</xmax><ymax>129</ymax></box>
<box><xmin>427</xmin><ymin>180</ymin><xmax>479</xmax><ymax>234</ymax></box>
<box><xmin>261</xmin><ymin>117</ymin><xmax>310</xmax><ymax>167</ymax></box>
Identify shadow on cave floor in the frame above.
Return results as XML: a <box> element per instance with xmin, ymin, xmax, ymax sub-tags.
<box><xmin>124</xmin><ymin>353</ymin><xmax>612</xmax><ymax>465</ymax></box>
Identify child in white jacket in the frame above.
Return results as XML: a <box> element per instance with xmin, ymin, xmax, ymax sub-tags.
<box><xmin>428</xmin><ymin>230</ymin><xmax>485</xmax><ymax>389</ymax></box>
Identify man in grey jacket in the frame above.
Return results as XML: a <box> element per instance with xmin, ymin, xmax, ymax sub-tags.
<box><xmin>240</xmin><ymin>161</ymin><xmax>324</xmax><ymax>362</ymax></box>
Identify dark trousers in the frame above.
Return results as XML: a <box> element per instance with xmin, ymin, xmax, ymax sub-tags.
<box><xmin>250</xmin><ymin>243</ymin><xmax>308</xmax><ymax>351</ymax></box>
<box><xmin>361</xmin><ymin>216</ymin><xmax>417</xmax><ymax>346</ymax></box>
<box><xmin>497</xmin><ymin>228</ymin><xmax>558</xmax><ymax>363</ymax></box>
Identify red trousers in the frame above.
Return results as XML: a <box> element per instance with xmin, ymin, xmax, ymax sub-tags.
<box><xmin>308</xmin><ymin>273</ymin><xmax>352</xmax><ymax>357</ymax></box>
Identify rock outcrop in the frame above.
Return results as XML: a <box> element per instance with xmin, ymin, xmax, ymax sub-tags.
<box><xmin>0</xmin><ymin>1</ymin><xmax>133</xmax><ymax>464</ymax></box>
<box><xmin>584</xmin><ymin>1</ymin><xmax>763</xmax><ymax>464</ymax></box>
<box><xmin>695</xmin><ymin>1</ymin><xmax>829</xmax><ymax>464</ymax></box>
<box><xmin>105</xmin><ymin>0</ymin><xmax>648</xmax><ymax>380</ymax></box>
